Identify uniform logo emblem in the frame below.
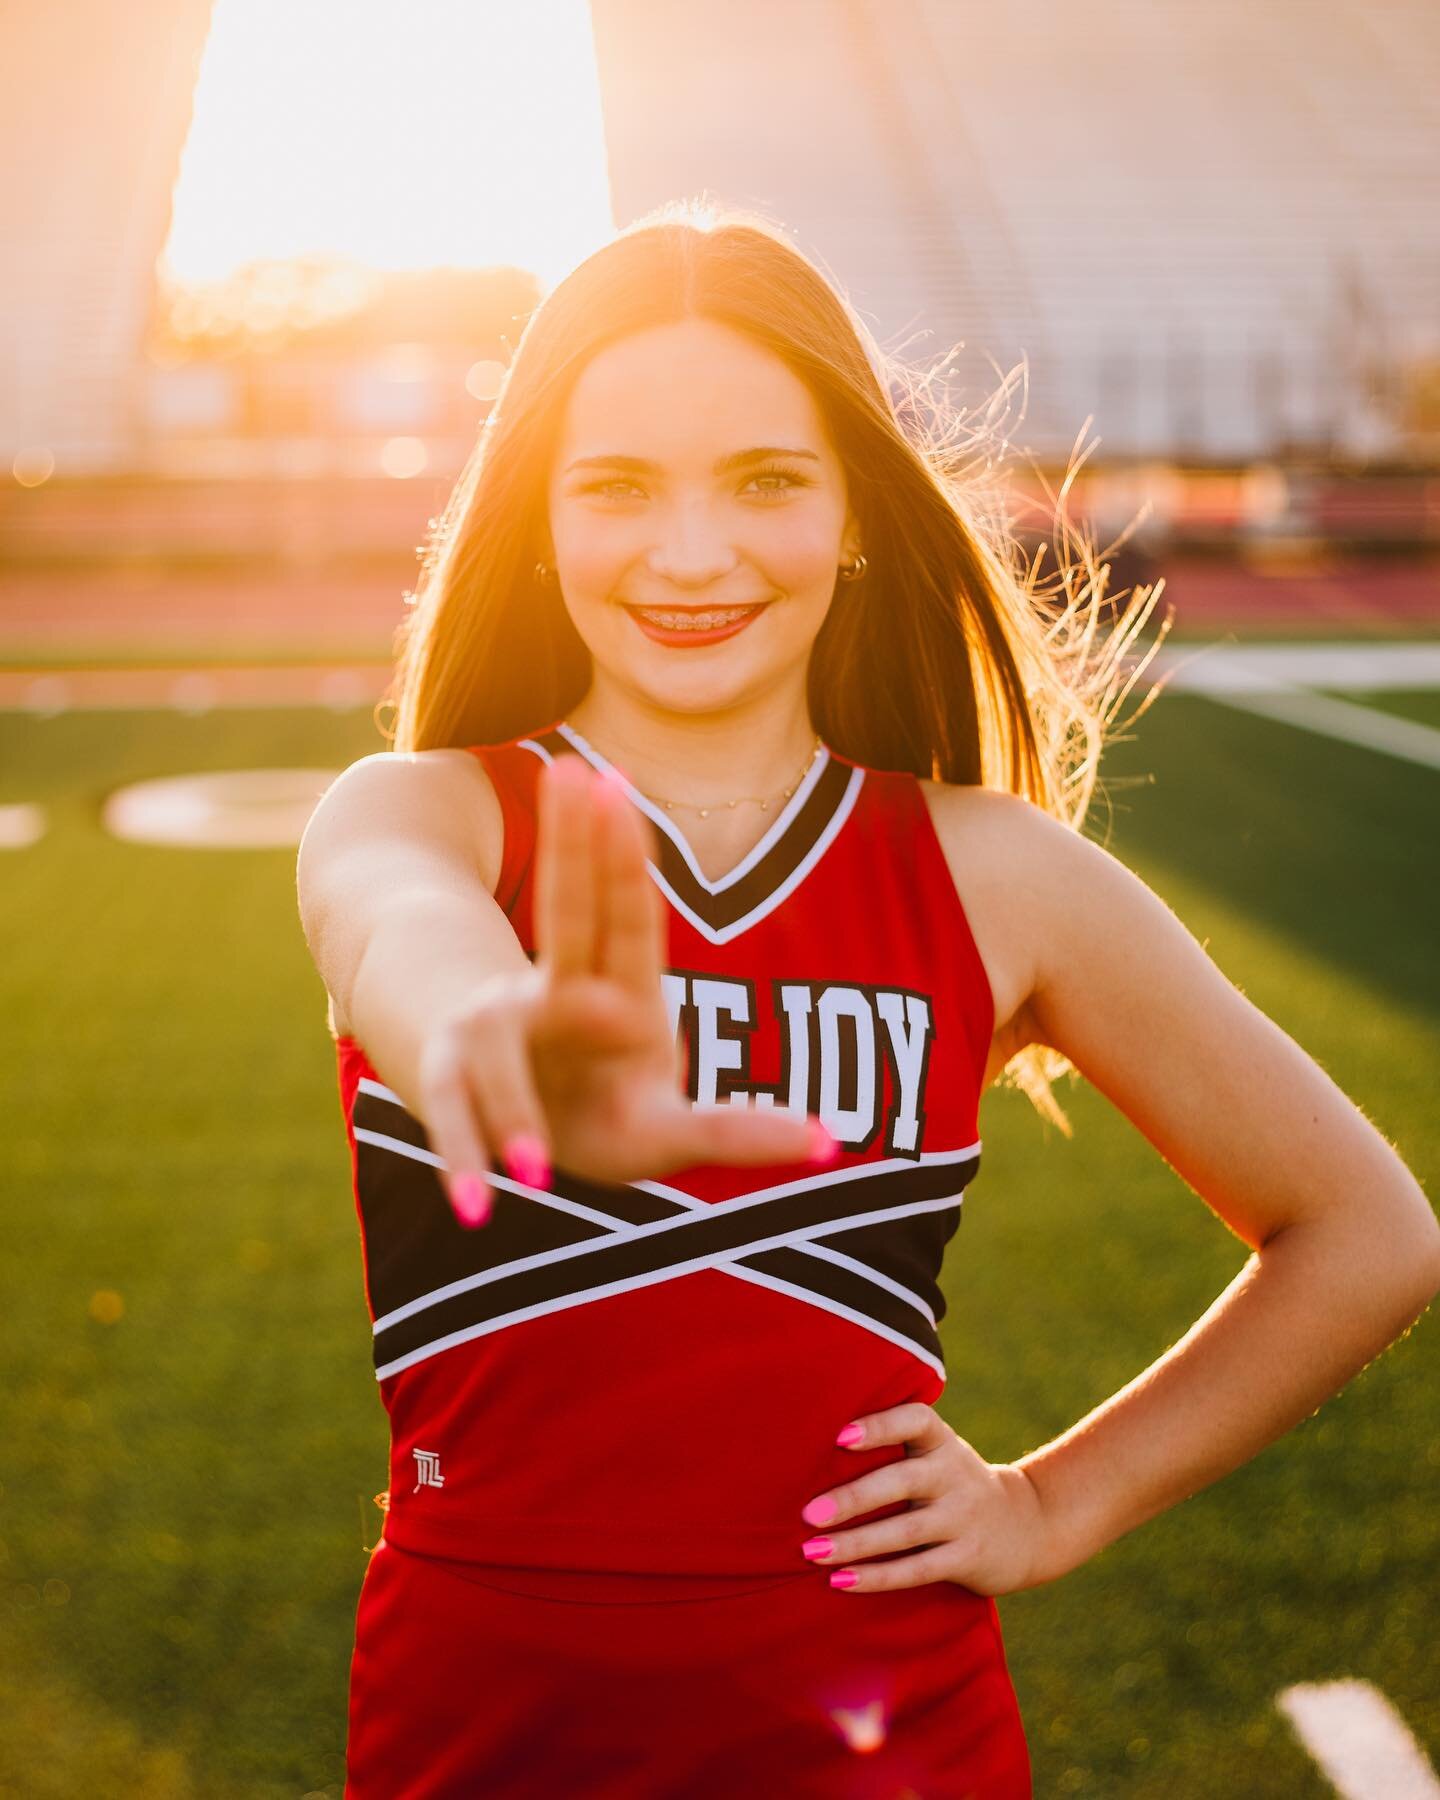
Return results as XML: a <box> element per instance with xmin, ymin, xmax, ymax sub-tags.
<box><xmin>411</xmin><ymin>1448</ymin><xmax>445</xmax><ymax>1492</ymax></box>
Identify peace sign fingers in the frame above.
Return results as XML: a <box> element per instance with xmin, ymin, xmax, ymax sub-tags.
<box><xmin>593</xmin><ymin>768</ymin><xmax>669</xmax><ymax>1002</ymax></box>
<box><xmin>534</xmin><ymin>753</ymin><xmax>600</xmax><ymax>979</ymax></box>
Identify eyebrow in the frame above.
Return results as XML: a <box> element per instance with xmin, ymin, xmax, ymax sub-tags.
<box><xmin>565</xmin><ymin>446</ymin><xmax>822</xmax><ymax>475</ymax></box>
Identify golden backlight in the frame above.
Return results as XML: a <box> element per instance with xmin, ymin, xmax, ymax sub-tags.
<box><xmin>162</xmin><ymin>0</ymin><xmax>614</xmax><ymax>290</ymax></box>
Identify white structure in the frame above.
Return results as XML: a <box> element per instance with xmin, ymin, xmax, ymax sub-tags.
<box><xmin>3</xmin><ymin>0</ymin><xmax>1437</xmax><ymax>472</ymax></box>
<box><xmin>588</xmin><ymin>0</ymin><xmax>1440</xmax><ymax>462</ymax></box>
<box><xmin>0</xmin><ymin>0</ymin><xmax>214</xmax><ymax>472</ymax></box>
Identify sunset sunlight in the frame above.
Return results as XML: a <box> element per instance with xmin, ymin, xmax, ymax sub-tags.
<box><xmin>162</xmin><ymin>0</ymin><xmax>614</xmax><ymax>290</ymax></box>
<box><xmin>8</xmin><ymin>5</ymin><xmax>1439</xmax><ymax>1793</ymax></box>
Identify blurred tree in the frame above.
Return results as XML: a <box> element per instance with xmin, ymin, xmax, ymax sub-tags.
<box><xmin>145</xmin><ymin>255</ymin><xmax>541</xmax><ymax>364</ymax></box>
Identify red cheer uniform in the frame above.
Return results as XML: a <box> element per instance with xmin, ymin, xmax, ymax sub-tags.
<box><xmin>338</xmin><ymin>720</ymin><xmax>1032</xmax><ymax>1797</ymax></box>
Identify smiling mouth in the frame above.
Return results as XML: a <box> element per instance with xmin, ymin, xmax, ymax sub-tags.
<box><xmin>622</xmin><ymin>601</ymin><xmax>771</xmax><ymax>631</ymax></box>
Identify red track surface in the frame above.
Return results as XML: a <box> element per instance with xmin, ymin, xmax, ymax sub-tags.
<box><xmin>1132</xmin><ymin>555</ymin><xmax>1440</xmax><ymax>630</ymax></box>
<box><xmin>0</xmin><ymin>556</ymin><xmax>1435</xmax><ymax>710</ymax></box>
<box><xmin>0</xmin><ymin>566</ymin><xmax>410</xmax><ymax>655</ymax></box>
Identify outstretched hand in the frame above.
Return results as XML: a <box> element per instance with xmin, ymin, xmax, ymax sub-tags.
<box><xmin>426</xmin><ymin>752</ymin><xmax>838</xmax><ymax>1225</ymax></box>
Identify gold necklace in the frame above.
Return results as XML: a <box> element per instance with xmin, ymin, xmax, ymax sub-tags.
<box><xmin>575</xmin><ymin>729</ymin><xmax>824</xmax><ymax>818</ymax></box>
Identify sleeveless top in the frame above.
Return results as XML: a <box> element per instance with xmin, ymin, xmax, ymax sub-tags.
<box><xmin>333</xmin><ymin>719</ymin><xmax>996</xmax><ymax>1575</ymax></box>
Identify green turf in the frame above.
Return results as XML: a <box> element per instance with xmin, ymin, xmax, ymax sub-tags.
<box><xmin>0</xmin><ymin>698</ymin><xmax>1435</xmax><ymax>1796</ymax></box>
<box><xmin>965</xmin><ymin>692</ymin><xmax>1439</xmax><ymax>1795</ymax></box>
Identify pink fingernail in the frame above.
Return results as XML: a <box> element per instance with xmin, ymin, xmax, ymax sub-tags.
<box><xmin>807</xmin><ymin>1120</ymin><xmax>841</xmax><ymax>1166</ymax></box>
<box><xmin>801</xmin><ymin>1536</ymin><xmax>833</xmax><ymax>1561</ymax></box>
<box><xmin>451</xmin><ymin>1173</ymin><xmax>492</xmax><ymax>1228</ymax></box>
<box><xmin>836</xmin><ymin>1422</ymin><xmax>864</xmax><ymax>1447</ymax></box>
<box><xmin>504</xmin><ymin>1135</ymin><xmax>551</xmax><ymax>1190</ymax></box>
<box><xmin>829</xmin><ymin>1570</ymin><xmax>857</xmax><ymax>1590</ymax></box>
<box><xmin>801</xmin><ymin>1495</ymin><xmax>838</xmax><ymax>1527</ymax></box>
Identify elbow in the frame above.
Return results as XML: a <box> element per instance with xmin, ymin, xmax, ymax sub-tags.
<box><xmin>1396</xmin><ymin>1178</ymin><xmax>1440</xmax><ymax>1299</ymax></box>
<box><xmin>1384</xmin><ymin>1212</ymin><xmax>1440</xmax><ymax>1320</ymax></box>
<box><xmin>1370</xmin><ymin>1144</ymin><xmax>1440</xmax><ymax>1303</ymax></box>
<box><xmin>1262</xmin><ymin>1185</ymin><xmax>1440</xmax><ymax>1316</ymax></box>
<box><xmin>1417</xmin><ymin>1233</ymin><xmax>1440</xmax><ymax>1305</ymax></box>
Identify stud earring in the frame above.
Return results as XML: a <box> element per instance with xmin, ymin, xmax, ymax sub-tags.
<box><xmin>838</xmin><ymin>553</ymin><xmax>867</xmax><ymax>582</ymax></box>
<box><xmin>535</xmin><ymin>561</ymin><xmax>555</xmax><ymax>584</ymax></box>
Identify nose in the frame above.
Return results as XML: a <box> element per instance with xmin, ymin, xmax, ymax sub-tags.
<box><xmin>645</xmin><ymin>502</ymin><xmax>740</xmax><ymax>587</ymax></box>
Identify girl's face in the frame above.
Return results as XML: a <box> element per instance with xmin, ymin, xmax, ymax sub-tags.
<box><xmin>544</xmin><ymin>317</ymin><xmax>860</xmax><ymax>718</ymax></box>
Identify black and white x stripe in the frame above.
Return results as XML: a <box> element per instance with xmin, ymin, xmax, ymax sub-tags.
<box><xmin>352</xmin><ymin>1078</ymin><xmax>978</xmax><ymax>1384</ymax></box>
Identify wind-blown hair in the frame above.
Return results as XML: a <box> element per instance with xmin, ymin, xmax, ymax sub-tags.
<box><xmin>381</xmin><ymin>197</ymin><xmax>1172</xmax><ymax>1131</ymax></box>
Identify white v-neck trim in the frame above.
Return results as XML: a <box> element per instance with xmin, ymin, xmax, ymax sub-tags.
<box><xmin>554</xmin><ymin>720</ymin><xmax>833</xmax><ymax>897</ymax></box>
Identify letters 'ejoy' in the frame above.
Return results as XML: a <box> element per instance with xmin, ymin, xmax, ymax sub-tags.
<box><xmin>661</xmin><ymin>969</ymin><xmax>935</xmax><ymax>1158</ymax></box>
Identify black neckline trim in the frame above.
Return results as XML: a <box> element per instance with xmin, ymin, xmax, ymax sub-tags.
<box><xmin>520</xmin><ymin>724</ymin><xmax>864</xmax><ymax>941</ymax></box>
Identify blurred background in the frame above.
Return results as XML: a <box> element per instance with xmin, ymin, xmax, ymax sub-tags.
<box><xmin>2</xmin><ymin>3</ymin><xmax>1436</xmax><ymax>1796</ymax></box>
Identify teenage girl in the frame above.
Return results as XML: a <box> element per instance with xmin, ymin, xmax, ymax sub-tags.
<box><xmin>296</xmin><ymin>203</ymin><xmax>1440</xmax><ymax>1799</ymax></box>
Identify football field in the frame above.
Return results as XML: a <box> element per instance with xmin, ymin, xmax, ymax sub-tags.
<box><xmin>0</xmin><ymin>666</ymin><xmax>1435</xmax><ymax>1797</ymax></box>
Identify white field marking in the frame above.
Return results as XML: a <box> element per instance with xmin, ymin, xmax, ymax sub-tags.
<box><xmin>18</xmin><ymin>675</ymin><xmax>70</xmax><ymax>716</ymax></box>
<box><xmin>169</xmin><ymin>672</ymin><xmax>219</xmax><ymax>715</ymax></box>
<box><xmin>0</xmin><ymin>803</ymin><xmax>46</xmax><ymax>848</ymax></box>
<box><xmin>1145</xmin><ymin>641</ymin><xmax>1440</xmax><ymax>693</ymax></box>
<box><xmin>101</xmin><ymin>768</ymin><xmax>341</xmax><ymax>848</ymax></box>
<box><xmin>3</xmin><ymin>641</ymin><xmax>1436</xmax><ymax>714</ymax></box>
<box><xmin>1199</xmin><ymin>688</ymin><xmax>1440</xmax><ymax>771</ymax></box>
<box><xmin>1276</xmin><ymin>1680</ymin><xmax>1440</xmax><ymax>1799</ymax></box>
<box><xmin>1139</xmin><ymin>641</ymin><xmax>1440</xmax><ymax>770</ymax></box>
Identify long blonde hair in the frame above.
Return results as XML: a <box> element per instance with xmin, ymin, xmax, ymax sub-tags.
<box><xmin>381</xmin><ymin>198</ymin><xmax>1173</xmax><ymax>1131</ymax></box>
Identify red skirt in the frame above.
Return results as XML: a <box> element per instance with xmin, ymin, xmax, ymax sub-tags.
<box><xmin>345</xmin><ymin>1537</ymin><xmax>1032</xmax><ymax>1798</ymax></box>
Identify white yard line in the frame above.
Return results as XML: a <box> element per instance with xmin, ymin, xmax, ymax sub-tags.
<box><xmin>1140</xmin><ymin>640</ymin><xmax>1440</xmax><ymax>770</ymax></box>
<box><xmin>1146</xmin><ymin>641</ymin><xmax>1440</xmax><ymax>693</ymax></box>
<box><xmin>1196</xmin><ymin>687</ymin><xmax>1440</xmax><ymax>771</ymax></box>
<box><xmin>1277</xmin><ymin>1680</ymin><xmax>1440</xmax><ymax>1799</ymax></box>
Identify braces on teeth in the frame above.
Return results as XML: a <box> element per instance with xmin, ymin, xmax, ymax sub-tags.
<box><xmin>636</xmin><ymin>607</ymin><xmax>756</xmax><ymax>630</ymax></box>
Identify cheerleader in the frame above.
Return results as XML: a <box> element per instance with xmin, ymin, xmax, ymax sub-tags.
<box><xmin>296</xmin><ymin>201</ymin><xmax>1440</xmax><ymax>1798</ymax></box>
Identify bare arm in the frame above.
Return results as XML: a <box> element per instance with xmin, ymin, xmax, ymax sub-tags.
<box><xmin>297</xmin><ymin>749</ymin><xmax>826</xmax><ymax>1215</ymax></box>
<box><xmin>295</xmin><ymin>749</ymin><xmax>529</xmax><ymax>1119</ymax></box>
<box><xmin>968</xmin><ymin>794</ymin><xmax>1440</xmax><ymax>1582</ymax></box>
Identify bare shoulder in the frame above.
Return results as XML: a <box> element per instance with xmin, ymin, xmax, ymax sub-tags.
<box><xmin>304</xmin><ymin>746</ymin><xmax>505</xmax><ymax>895</ymax></box>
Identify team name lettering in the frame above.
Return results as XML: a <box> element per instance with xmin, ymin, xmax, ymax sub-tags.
<box><xmin>660</xmin><ymin>972</ymin><xmax>935</xmax><ymax>1158</ymax></box>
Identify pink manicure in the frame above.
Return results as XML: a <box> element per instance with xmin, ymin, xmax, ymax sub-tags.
<box><xmin>801</xmin><ymin>1495</ymin><xmax>838</xmax><ymax>1527</ymax></box>
<box><xmin>801</xmin><ymin>1537</ymin><xmax>833</xmax><ymax>1561</ymax></box>
<box><xmin>829</xmin><ymin>1571</ymin><xmax>857</xmax><ymax>1590</ymax></box>
<box><xmin>450</xmin><ymin>1173</ymin><xmax>492</xmax><ymax>1228</ymax></box>
<box><xmin>807</xmin><ymin>1120</ymin><xmax>841</xmax><ymax>1166</ymax></box>
<box><xmin>504</xmin><ymin>1135</ymin><xmax>552</xmax><ymax>1190</ymax></box>
<box><xmin>548</xmin><ymin>758</ymin><xmax>584</xmax><ymax>792</ymax></box>
<box><xmin>835</xmin><ymin>1422</ymin><xmax>864</xmax><ymax>1447</ymax></box>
